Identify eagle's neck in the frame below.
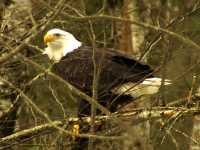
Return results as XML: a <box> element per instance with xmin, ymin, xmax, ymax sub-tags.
<box><xmin>44</xmin><ymin>38</ymin><xmax>82</xmax><ymax>62</ymax></box>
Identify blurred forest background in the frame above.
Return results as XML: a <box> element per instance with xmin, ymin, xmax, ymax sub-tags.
<box><xmin>0</xmin><ymin>0</ymin><xmax>200</xmax><ymax>150</ymax></box>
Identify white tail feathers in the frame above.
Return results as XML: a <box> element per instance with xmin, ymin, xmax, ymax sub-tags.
<box><xmin>141</xmin><ymin>77</ymin><xmax>171</xmax><ymax>86</ymax></box>
<box><xmin>112</xmin><ymin>77</ymin><xmax>171</xmax><ymax>98</ymax></box>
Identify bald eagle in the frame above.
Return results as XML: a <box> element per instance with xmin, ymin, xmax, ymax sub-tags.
<box><xmin>43</xmin><ymin>28</ymin><xmax>171</xmax><ymax>114</ymax></box>
<box><xmin>43</xmin><ymin>28</ymin><xmax>171</xmax><ymax>149</ymax></box>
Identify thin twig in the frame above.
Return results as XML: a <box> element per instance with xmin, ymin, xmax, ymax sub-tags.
<box><xmin>33</xmin><ymin>2</ymin><xmax>200</xmax><ymax>52</ymax></box>
<box><xmin>20</xmin><ymin>54</ymin><xmax>111</xmax><ymax>115</ymax></box>
<box><xmin>0</xmin><ymin>0</ymin><xmax>65</xmax><ymax>64</ymax></box>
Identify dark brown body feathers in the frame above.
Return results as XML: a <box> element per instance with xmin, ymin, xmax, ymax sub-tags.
<box><xmin>53</xmin><ymin>47</ymin><xmax>153</xmax><ymax>97</ymax></box>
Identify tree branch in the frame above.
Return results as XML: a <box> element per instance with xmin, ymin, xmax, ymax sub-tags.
<box><xmin>0</xmin><ymin>106</ymin><xmax>199</xmax><ymax>147</ymax></box>
<box><xmin>0</xmin><ymin>0</ymin><xmax>66</xmax><ymax>65</ymax></box>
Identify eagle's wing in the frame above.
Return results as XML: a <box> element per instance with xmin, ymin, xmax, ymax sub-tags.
<box><xmin>52</xmin><ymin>47</ymin><xmax>153</xmax><ymax>97</ymax></box>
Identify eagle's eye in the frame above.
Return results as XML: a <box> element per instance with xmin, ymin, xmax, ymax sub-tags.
<box><xmin>54</xmin><ymin>33</ymin><xmax>61</xmax><ymax>37</ymax></box>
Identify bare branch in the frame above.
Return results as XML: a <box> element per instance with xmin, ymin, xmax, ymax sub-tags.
<box><xmin>0</xmin><ymin>0</ymin><xmax>66</xmax><ymax>65</ymax></box>
<box><xmin>0</xmin><ymin>106</ymin><xmax>200</xmax><ymax>147</ymax></box>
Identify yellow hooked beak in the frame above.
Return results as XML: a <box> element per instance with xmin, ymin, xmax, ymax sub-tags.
<box><xmin>44</xmin><ymin>34</ymin><xmax>56</xmax><ymax>45</ymax></box>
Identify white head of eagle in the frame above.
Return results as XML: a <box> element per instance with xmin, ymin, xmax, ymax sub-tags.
<box><xmin>43</xmin><ymin>28</ymin><xmax>82</xmax><ymax>61</ymax></box>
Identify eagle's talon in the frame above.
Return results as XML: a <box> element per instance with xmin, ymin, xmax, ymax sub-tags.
<box><xmin>72</xmin><ymin>124</ymin><xmax>80</xmax><ymax>140</ymax></box>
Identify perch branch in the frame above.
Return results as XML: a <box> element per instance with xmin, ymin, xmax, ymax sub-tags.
<box><xmin>0</xmin><ymin>106</ymin><xmax>200</xmax><ymax>146</ymax></box>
